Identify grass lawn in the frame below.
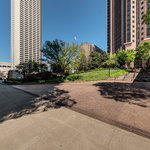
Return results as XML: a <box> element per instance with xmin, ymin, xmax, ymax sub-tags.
<box><xmin>65</xmin><ymin>68</ymin><xmax>128</xmax><ymax>82</ymax></box>
<box><xmin>5</xmin><ymin>68</ymin><xmax>129</xmax><ymax>84</ymax></box>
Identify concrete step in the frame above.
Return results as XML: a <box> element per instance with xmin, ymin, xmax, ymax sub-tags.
<box><xmin>109</xmin><ymin>72</ymin><xmax>139</xmax><ymax>82</ymax></box>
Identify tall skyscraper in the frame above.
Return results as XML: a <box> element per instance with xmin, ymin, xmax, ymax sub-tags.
<box><xmin>107</xmin><ymin>0</ymin><xmax>150</xmax><ymax>54</ymax></box>
<box><xmin>11</xmin><ymin>0</ymin><xmax>41</xmax><ymax>68</ymax></box>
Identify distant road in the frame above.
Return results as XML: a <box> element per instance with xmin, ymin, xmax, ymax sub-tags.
<box><xmin>0</xmin><ymin>85</ymin><xmax>36</xmax><ymax>122</ymax></box>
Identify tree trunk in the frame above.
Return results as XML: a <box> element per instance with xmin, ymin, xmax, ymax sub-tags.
<box><xmin>109</xmin><ymin>68</ymin><xmax>111</xmax><ymax>78</ymax></box>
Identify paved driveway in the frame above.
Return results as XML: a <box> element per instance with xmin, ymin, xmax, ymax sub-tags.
<box><xmin>0</xmin><ymin>85</ymin><xmax>36</xmax><ymax>122</ymax></box>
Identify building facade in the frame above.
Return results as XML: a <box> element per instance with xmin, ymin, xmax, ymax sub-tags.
<box><xmin>81</xmin><ymin>42</ymin><xmax>104</xmax><ymax>58</ymax></box>
<box><xmin>107</xmin><ymin>0</ymin><xmax>150</xmax><ymax>54</ymax></box>
<box><xmin>0</xmin><ymin>62</ymin><xmax>11</xmax><ymax>78</ymax></box>
<box><xmin>11</xmin><ymin>0</ymin><xmax>41</xmax><ymax>68</ymax></box>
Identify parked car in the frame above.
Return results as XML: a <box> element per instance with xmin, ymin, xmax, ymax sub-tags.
<box><xmin>0</xmin><ymin>78</ymin><xmax>3</xmax><ymax>84</ymax></box>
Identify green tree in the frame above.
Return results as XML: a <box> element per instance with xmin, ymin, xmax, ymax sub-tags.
<box><xmin>117</xmin><ymin>49</ymin><xmax>135</xmax><ymax>68</ymax></box>
<box><xmin>42</xmin><ymin>39</ymin><xmax>81</xmax><ymax>76</ymax></box>
<box><xmin>136</xmin><ymin>41</ymin><xmax>150</xmax><ymax>60</ymax></box>
<box><xmin>126</xmin><ymin>49</ymin><xmax>135</xmax><ymax>64</ymax></box>
<box><xmin>142</xmin><ymin>0</ymin><xmax>150</xmax><ymax>24</ymax></box>
<box><xmin>41</xmin><ymin>39</ymin><xmax>65</xmax><ymax>73</ymax></box>
<box><xmin>17</xmin><ymin>60</ymin><xmax>40</xmax><ymax>77</ymax></box>
<box><xmin>102</xmin><ymin>54</ymin><xmax>118</xmax><ymax>77</ymax></box>
<box><xmin>88</xmin><ymin>51</ymin><xmax>109</xmax><ymax>70</ymax></box>
<box><xmin>72</xmin><ymin>47</ymin><xmax>88</xmax><ymax>73</ymax></box>
<box><xmin>116</xmin><ymin>50</ymin><xmax>127</xmax><ymax>67</ymax></box>
<box><xmin>135</xmin><ymin>41</ymin><xmax>150</xmax><ymax>68</ymax></box>
<box><xmin>39</xmin><ymin>63</ymin><xmax>48</xmax><ymax>72</ymax></box>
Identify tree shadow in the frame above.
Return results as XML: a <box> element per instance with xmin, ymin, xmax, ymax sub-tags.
<box><xmin>134</xmin><ymin>69</ymin><xmax>150</xmax><ymax>82</ymax></box>
<box><xmin>0</xmin><ymin>85</ymin><xmax>76</xmax><ymax>123</ymax></box>
<box><xmin>93</xmin><ymin>82</ymin><xmax>150</xmax><ymax>107</ymax></box>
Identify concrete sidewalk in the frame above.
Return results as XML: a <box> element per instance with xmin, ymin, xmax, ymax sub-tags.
<box><xmin>13</xmin><ymin>82</ymin><xmax>150</xmax><ymax>139</ymax></box>
<box><xmin>0</xmin><ymin>108</ymin><xmax>150</xmax><ymax>150</ymax></box>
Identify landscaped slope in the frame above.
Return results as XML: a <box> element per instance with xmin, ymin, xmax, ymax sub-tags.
<box><xmin>66</xmin><ymin>68</ymin><xmax>128</xmax><ymax>82</ymax></box>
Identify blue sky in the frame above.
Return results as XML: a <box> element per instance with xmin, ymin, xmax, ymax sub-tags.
<box><xmin>0</xmin><ymin>0</ymin><xmax>106</xmax><ymax>62</ymax></box>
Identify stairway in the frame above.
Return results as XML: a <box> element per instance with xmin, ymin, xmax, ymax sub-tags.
<box><xmin>123</xmin><ymin>71</ymin><xmax>139</xmax><ymax>82</ymax></box>
<box><xmin>109</xmin><ymin>70</ymin><xmax>140</xmax><ymax>82</ymax></box>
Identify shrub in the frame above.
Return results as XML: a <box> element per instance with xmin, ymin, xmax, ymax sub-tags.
<box><xmin>65</xmin><ymin>75</ymin><xmax>81</xmax><ymax>81</ymax></box>
<box><xmin>5</xmin><ymin>78</ymin><xmax>23</xmax><ymax>85</ymax></box>
<box><xmin>38</xmin><ymin>80</ymin><xmax>46</xmax><ymax>84</ymax></box>
<box><xmin>24</xmin><ymin>72</ymin><xmax>55</xmax><ymax>81</ymax></box>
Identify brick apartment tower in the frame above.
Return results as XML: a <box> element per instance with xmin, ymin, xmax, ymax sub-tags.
<box><xmin>11</xmin><ymin>0</ymin><xmax>42</xmax><ymax>68</ymax></box>
<box><xmin>107</xmin><ymin>0</ymin><xmax>150</xmax><ymax>54</ymax></box>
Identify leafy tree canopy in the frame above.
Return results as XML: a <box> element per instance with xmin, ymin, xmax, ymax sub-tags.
<box><xmin>142</xmin><ymin>0</ymin><xmax>150</xmax><ymax>24</ymax></box>
<box><xmin>135</xmin><ymin>41</ymin><xmax>150</xmax><ymax>61</ymax></box>
<box><xmin>17</xmin><ymin>60</ymin><xmax>40</xmax><ymax>77</ymax></box>
<box><xmin>88</xmin><ymin>51</ymin><xmax>109</xmax><ymax>70</ymax></box>
<box><xmin>117</xmin><ymin>49</ymin><xmax>135</xmax><ymax>67</ymax></box>
<box><xmin>72</xmin><ymin>47</ymin><xmax>88</xmax><ymax>73</ymax></box>
<box><xmin>42</xmin><ymin>39</ymin><xmax>82</xmax><ymax>76</ymax></box>
<box><xmin>102</xmin><ymin>54</ymin><xmax>119</xmax><ymax>68</ymax></box>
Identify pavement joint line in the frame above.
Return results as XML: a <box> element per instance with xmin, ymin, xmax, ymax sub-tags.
<box><xmin>106</xmin><ymin>128</ymin><xmax>119</xmax><ymax>148</ymax></box>
<box><xmin>11</xmin><ymin>85</ymin><xmax>39</xmax><ymax>97</ymax></box>
<box><xmin>70</xmin><ymin>107</ymin><xmax>150</xmax><ymax>140</ymax></box>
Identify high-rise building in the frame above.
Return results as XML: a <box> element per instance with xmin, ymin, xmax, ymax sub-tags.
<box><xmin>11</xmin><ymin>0</ymin><xmax>41</xmax><ymax>68</ymax></box>
<box><xmin>107</xmin><ymin>0</ymin><xmax>150</xmax><ymax>54</ymax></box>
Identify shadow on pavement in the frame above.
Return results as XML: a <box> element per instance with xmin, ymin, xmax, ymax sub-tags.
<box><xmin>0</xmin><ymin>85</ymin><xmax>76</xmax><ymax>123</ymax></box>
<box><xmin>93</xmin><ymin>82</ymin><xmax>150</xmax><ymax>107</ymax></box>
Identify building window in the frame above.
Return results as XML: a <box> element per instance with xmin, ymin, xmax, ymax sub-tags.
<box><xmin>127</xmin><ymin>0</ymin><xmax>131</xmax><ymax>42</ymax></box>
<box><xmin>146</xmin><ymin>1</ymin><xmax>150</xmax><ymax>37</ymax></box>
